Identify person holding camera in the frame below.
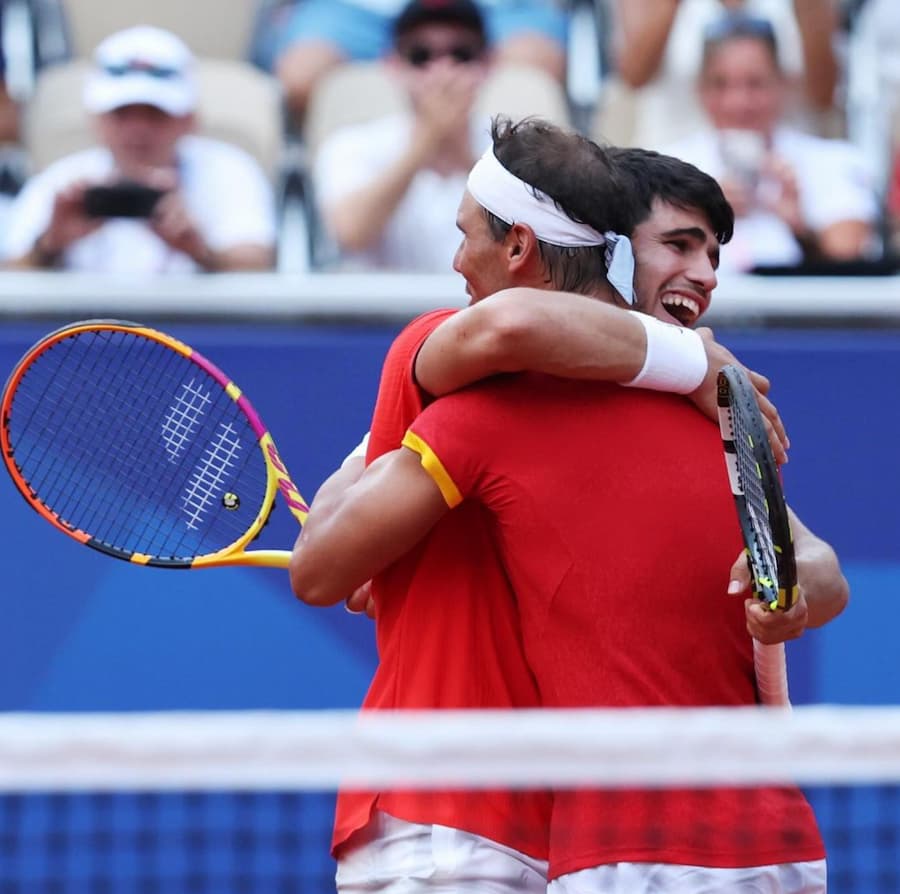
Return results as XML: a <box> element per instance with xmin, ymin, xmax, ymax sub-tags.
<box><xmin>3</xmin><ymin>26</ymin><xmax>275</xmax><ymax>273</ymax></box>
<box><xmin>665</xmin><ymin>13</ymin><xmax>877</xmax><ymax>273</ymax></box>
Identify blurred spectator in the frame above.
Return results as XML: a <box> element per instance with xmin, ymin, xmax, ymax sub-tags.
<box><xmin>666</xmin><ymin>13</ymin><xmax>876</xmax><ymax>273</ymax></box>
<box><xmin>312</xmin><ymin>0</ymin><xmax>492</xmax><ymax>272</ymax></box>
<box><xmin>0</xmin><ymin>19</ymin><xmax>18</xmax><ymax>146</ymax></box>
<box><xmin>4</xmin><ymin>26</ymin><xmax>275</xmax><ymax>273</ymax></box>
<box><xmin>849</xmin><ymin>0</ymin><xmax>900</xmax><ymax>255</ymax></box>
<box><xmin>272</xmin><ymin>0</ymin><xmax>568</xmax><ymax>126</ymax></box>
<box><xmin>890</xmin><ymin>149</ymin><xmax>900</xmax><ymax>256</ymax></box>
<box><xmin>603</xmin><ymin>0</ymin><xmax>840</xmax><ymax>149</ymax></box>
<box><xmin>0</xmin><ymin>1</ymin><xmax>22</xmax><ymax>235</ymax></box>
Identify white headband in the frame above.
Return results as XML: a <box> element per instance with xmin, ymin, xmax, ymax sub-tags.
<box><xmin>466</xmin><ymin>149</ymin><xmax>635</xmax><ymax>305</ymax></box>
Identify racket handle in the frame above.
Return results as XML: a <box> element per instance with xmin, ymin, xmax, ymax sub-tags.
<box><xmin>754</xmin><ymin>640</ymin><xmax>791</xmax><ymax>707</ymax></box>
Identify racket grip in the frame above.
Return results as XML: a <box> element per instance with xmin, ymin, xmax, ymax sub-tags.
<box><xmin>754</xmin><ymin>641</ymin><xmax>791</xmax><ymax>707</ymax></box>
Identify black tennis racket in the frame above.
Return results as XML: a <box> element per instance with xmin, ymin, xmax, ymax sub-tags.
<box><xmin>1</xmin><ymin>320</ymin><xmax>309</xmax><ymax>569</ymax></box>
<box><xmin>717</xmin><ymin>364</ymin><xmax>797</xmax><ymax>706</ymax></box>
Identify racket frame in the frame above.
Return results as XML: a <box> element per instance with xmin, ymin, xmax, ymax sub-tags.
<box><xmin>716</xmin><ymin>365</ymin><xmax>798</xmax><ymax>611</ymax></box>
<box><xmin>1</xmin><ymin>320</ymin><xmax>308</xmax><ymax>569</ymax></box>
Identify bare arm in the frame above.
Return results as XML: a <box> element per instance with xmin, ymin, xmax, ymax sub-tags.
<box><xmin>415</xmin><ymin>289</ymin><xmax>789</xmax><ymax>463</ymax></box>
<box><xmin>792</xmin><ymin>0</ymin><xmax>839</xmax><ymax>110</ymax></box>
<box><xmin>816</xmin><ymin>220</ymin><xmax>873</xmax><ymax>262</ymax></box>
<box><xmin>208</xmin><ymin>243</ymin><xmax>275</xmax><ymax>271</ymax></box>
<box><xmin>788</xmin><ymin>507</ymin><xmax>849</xmax><ymax>628</ymax></box>
<box><xmin>324</xmin><ymin>144</ymin><xmax>431</xmax><ymax>252</ymax></box>
<box><xmin>415</xmin><ymin>288</ymin><xmax>648</xmax><ymax>395</ymax></box>
<box><xmin>290</xmin><ymin>447</ymin><xmax>449</xmax><ymax>607</ymax></box>
<box><xmin>612</xmin><ymin>0</ymin><xmax>680</xmax><ymax>88</ymax></box>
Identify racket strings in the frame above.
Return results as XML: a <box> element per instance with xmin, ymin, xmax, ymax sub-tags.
<box><xmin>16</xmin><ymin>333</ymin><xmax>180</xmax><ymax>552</ymax></box>
<box><xmin>729</xmin><ymin>392</ymin><xmax>778</xmax><ymax>587</ymax></box>
<box><xmin>7</xmin><ymin>329</ymin><xmax>270</xmax><ymax>561</ymax></box>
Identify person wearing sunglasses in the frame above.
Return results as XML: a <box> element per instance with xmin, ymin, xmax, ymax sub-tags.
<box><xmin>3</xmin><ymin>25</ymin><xmax>275</xmax><ymax>274</ymax></box>
<box><xmin>311</xmin><ymin>0</ymin><xmax>496</xmax><ymax>274</ymax></box>
<box><xmin>269</xmin><ymin>0</ymin><xmax>568</xmax><ymax>126</ymax></box>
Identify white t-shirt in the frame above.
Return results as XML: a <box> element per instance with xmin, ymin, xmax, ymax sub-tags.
<box><xmin>4</xmin><ymin>135</ymin><xmax>276</xmax><ymax>273</ymax></box>
<box><xmin>615</xmin><ymin>0</ymin><xmax>805</xmax><ymax>150</ymax></box>
<box><xmin>314</xmin><ymin>112</ymin><xmax>491</xmax><ymax>273</ymax></box>
<box><xmin>667</xmin><ymin>126</ymin><xmax>878</xmax><ymax>272</ymax></box>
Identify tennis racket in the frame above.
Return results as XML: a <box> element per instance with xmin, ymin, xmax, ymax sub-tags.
<box><xmin>717</xmin><ymin>364</ymin><xmax>798</xmax><ymax>707</ymax></box>
<box><xmin>1</xmin><ymin>320</ymin><xmax>308</xmax><ymax>569</ymax></box>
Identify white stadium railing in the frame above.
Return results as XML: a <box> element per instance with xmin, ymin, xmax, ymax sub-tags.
<box><xmin>0</xmin><ymin>271</ymin><xmax>898</xmax><ymax>325</ymax></box>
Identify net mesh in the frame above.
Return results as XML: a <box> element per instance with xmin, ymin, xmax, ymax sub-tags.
<box><xmin>1</xmin><ymin>707</ymin><xmax>898</xmax><ymax>894</ymax></box>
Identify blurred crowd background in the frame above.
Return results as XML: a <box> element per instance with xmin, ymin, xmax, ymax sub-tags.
<box><xmin>0</xmin><ymin>0</ymin><xmax>896</xmax><ymax>280</ymax></box>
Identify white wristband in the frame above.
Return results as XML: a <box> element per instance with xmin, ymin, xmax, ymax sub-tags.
<box><xmin>622</xmin><ymin>314</ymin><xmax>708</xmax><ymax>394</ymax></box>
<box><xmin>341</xmin><ymin>431</ymin><xmax>370</xmax><ymax>467</ymax></box>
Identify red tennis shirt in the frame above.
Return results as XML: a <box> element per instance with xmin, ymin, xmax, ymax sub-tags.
<box><xmin>405</xmin><ymin>373</ymin><xmax>825</xmax><ymax>879</ymax></box>
<box><xmin>332</xmin><ymin>310</ymin><xmax>551</xmax><ymax>860</ymax></box>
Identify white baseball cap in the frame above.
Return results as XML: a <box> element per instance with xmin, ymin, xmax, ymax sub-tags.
<box><xmin>83</xmin><ymin>25</ymin><xmax>197</xmax><ymax>116</ymax></box>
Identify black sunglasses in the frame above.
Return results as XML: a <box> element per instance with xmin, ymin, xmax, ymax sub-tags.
<box><xmin>402</xmin><ymin>43</ymin><xmax>483</xmax><ymax>67</ymax></box>
<box><xmin>103</xmin><ymin>60</ymin><xmax>180</xmax><ymax>79</ymax></box>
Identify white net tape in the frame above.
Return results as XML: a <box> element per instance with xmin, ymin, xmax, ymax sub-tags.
<box><xmin>2</xmin><ymin>706</ymin><xmax>899</xmax><ymax>792</ymax></box>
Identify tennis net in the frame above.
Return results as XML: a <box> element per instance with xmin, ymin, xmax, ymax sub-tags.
<box><xmin>1</xmin><ymin>706</ymin><xmax>899</xmax><ymax>893</ymax></box>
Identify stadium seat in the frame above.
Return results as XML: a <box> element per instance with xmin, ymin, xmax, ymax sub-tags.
<box><xmin>22</xmin><ymin>58</ymin><xmax>284</xmax><ymax>180</ymax></box>
<box><xmin>53</xmin><ymin>0</ymin><xmax>265</xmax><ymax>62</ymax></box>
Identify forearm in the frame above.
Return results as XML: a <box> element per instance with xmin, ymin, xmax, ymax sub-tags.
<box><xmin>613</xmin><ymin>0</ymin><xmax>679</xmax><ymax>87</ymax></box>
<box><xmin>792</xmin><ymin>0</ymin><xmax>839</xmax><ymax>109</ymax></box>
<box><xmin>416</xmin><ymin>289</ymin><xmax>649</xmax><ymax>396</ymax></box>
<box><xmin>790</xmin><ymin>507</ymin><xmax>849</xmax><ymax>628</ymax></box>
<box><xmin>290</xmin><ymin>449</ymin><xmax>446</xmax><ymax>606</ymax></box>
<box><xmin>325</xmin><ymin>149</ymin><xmax>427</xmax><ymax>252</ymax></box>
<box><xmin>816</xmin><ymin>220</ymin><xmax>872</xmax><ymax>261</ymax></box>
<box><xmin>4</xmin><ymin>233</ymin><xmax>63</xmax><ymax>270</ymax></box>
<box><xmin>207</xmin><ymin>243</ymin><xmax>275</xmax><ymax>272</ymax></box>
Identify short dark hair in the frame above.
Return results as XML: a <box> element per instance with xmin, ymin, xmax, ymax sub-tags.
<box><xmin>607</xmin><ymin>146</ymin><xmax>735</xmax><ymax>245</ymax></box>
<box><xmin>701</xmin><ymin>12</ymin><xmax>780</xmax><ymax>73</ymax></box>
<box><xmin>485</xmin><ymin>116</ymin><xmax>636</xmax><ymax>295</ymax></box>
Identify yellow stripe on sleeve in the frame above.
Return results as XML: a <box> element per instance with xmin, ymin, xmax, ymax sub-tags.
<box><xmin>402</xmin><ymin>430</ymin><xmax>463</xmax><ymax>508</ymax></box>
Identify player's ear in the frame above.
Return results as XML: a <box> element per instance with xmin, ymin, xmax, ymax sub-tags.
<box><xmin>506</xmin><ymin>222</ymin><xmax>539</xmax><ymax>272</ymax></box>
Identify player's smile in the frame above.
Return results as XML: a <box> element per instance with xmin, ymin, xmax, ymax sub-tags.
<box><xmin>659</xmin><ymin>286</ymin><xmax>708</xmax><ymax>327</ymax></box>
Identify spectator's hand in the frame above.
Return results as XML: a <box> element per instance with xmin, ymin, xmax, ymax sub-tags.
<box><xmin>689</xmin><ymin>327</ymin><xmax>789</xmax><ymax>465</ymax></box>
<box><xmin>717</xmin><ymin>174</ymin><xmax>755</xmax><ymax>218</ymax></box>
<box><xmin>760</xmin><ymin>155</ymin><xmax>804</xmax><ymax>235</ymax></box>
<box><xmin>344</xmin><ymin>580</ymin><xmax>375</xmax><ymax>619</ymax></box>
<box><xmin>38</xmin><ymin>180</ymin><xmax>104</xmax><ymax>256</ymax></box>
<box><xmin>150</xmin><ymin>188</ymin><xmax>213</xmax><ymax>268</ymax></box>
<box><xmin>727</xmin><ymin>553</ymin><xmax>809</xmax><ymax>644</ymax></box>
<box><xmin>410</xmin><ymin>58</ymin><xmax>482</xmax><ymax>162</ymax></box>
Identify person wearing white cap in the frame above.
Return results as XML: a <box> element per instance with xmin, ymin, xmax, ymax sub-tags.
<box><xmin>3</xmin><ymin>25</ymin><xmax>275</xmax><ymax>273</ymax></box>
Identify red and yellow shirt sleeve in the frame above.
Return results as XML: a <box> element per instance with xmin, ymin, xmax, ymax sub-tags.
<box><xmin>401</xmin><ymin>429</ymin><xmax>463</xmax><ymax>508</ymax></box>
<box><xmin>366</xmin><ymin>308</ymin><xmax>457</xmax><ymax>463</ymax></box>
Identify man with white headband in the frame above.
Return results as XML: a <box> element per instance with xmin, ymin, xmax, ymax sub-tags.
<box><xmin>291</xmin><ymin>118</ymin><xmax>847</xmax><ymax>893</ymax></box>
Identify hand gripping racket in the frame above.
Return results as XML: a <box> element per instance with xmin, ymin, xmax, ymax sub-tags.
<box><xmin>717</xmin><ymin>364</ymin><xmax>798</xmax><ymax>707</ymax></box>
<box><xmin>1</xmin><ymin>320</ymin><xmax>309</xmax><ymax>569</ymax></box>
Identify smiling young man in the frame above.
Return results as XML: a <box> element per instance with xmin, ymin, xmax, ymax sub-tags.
<box><xmin>291</xmin><ymin>131</ymin><xmax>846</xmax><ymax>894</ymax></box>
<box><xmin>291</xmin><ymin>119</ymin><xmax>847</xmax><ymax>893</ymax></box>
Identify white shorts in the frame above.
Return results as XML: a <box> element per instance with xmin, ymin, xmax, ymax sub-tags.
<box><xmin>335</xmin><ymin>809</ymin><xmax>549</xmax><ymax>893</ymax></box>
<box><xmin>549</xmin><ymin>859</ymin><xmax>828</xmax><ymax>893</ymax></box>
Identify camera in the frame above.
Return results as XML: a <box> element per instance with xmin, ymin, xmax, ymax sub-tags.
<box><xmin>82</xmin><ymin>181</ymin><xmax>167</xmax><ymax>218</ymax></box>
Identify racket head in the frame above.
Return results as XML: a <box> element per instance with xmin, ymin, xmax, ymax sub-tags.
<box><xmin>716</xmin><ymin>364</ymin><xmax>797</xmax><ymax>611</ymax></box>
<box><xmin>1</xmin><ymin>320</ymin><xmax>307</xmax><ymax>568</ymax></box>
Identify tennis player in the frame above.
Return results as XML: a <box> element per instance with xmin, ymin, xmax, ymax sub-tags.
<box><xmin>291</xmin><ymin>131</ymin><xmax>847</xmax><ymax>892</ymax></box>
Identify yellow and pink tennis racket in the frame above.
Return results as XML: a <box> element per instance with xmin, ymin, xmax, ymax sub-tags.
<box><xmin>1</xmin><ymin>320</ymin><xmax>307</xmax><ymax>569</ymax></box>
